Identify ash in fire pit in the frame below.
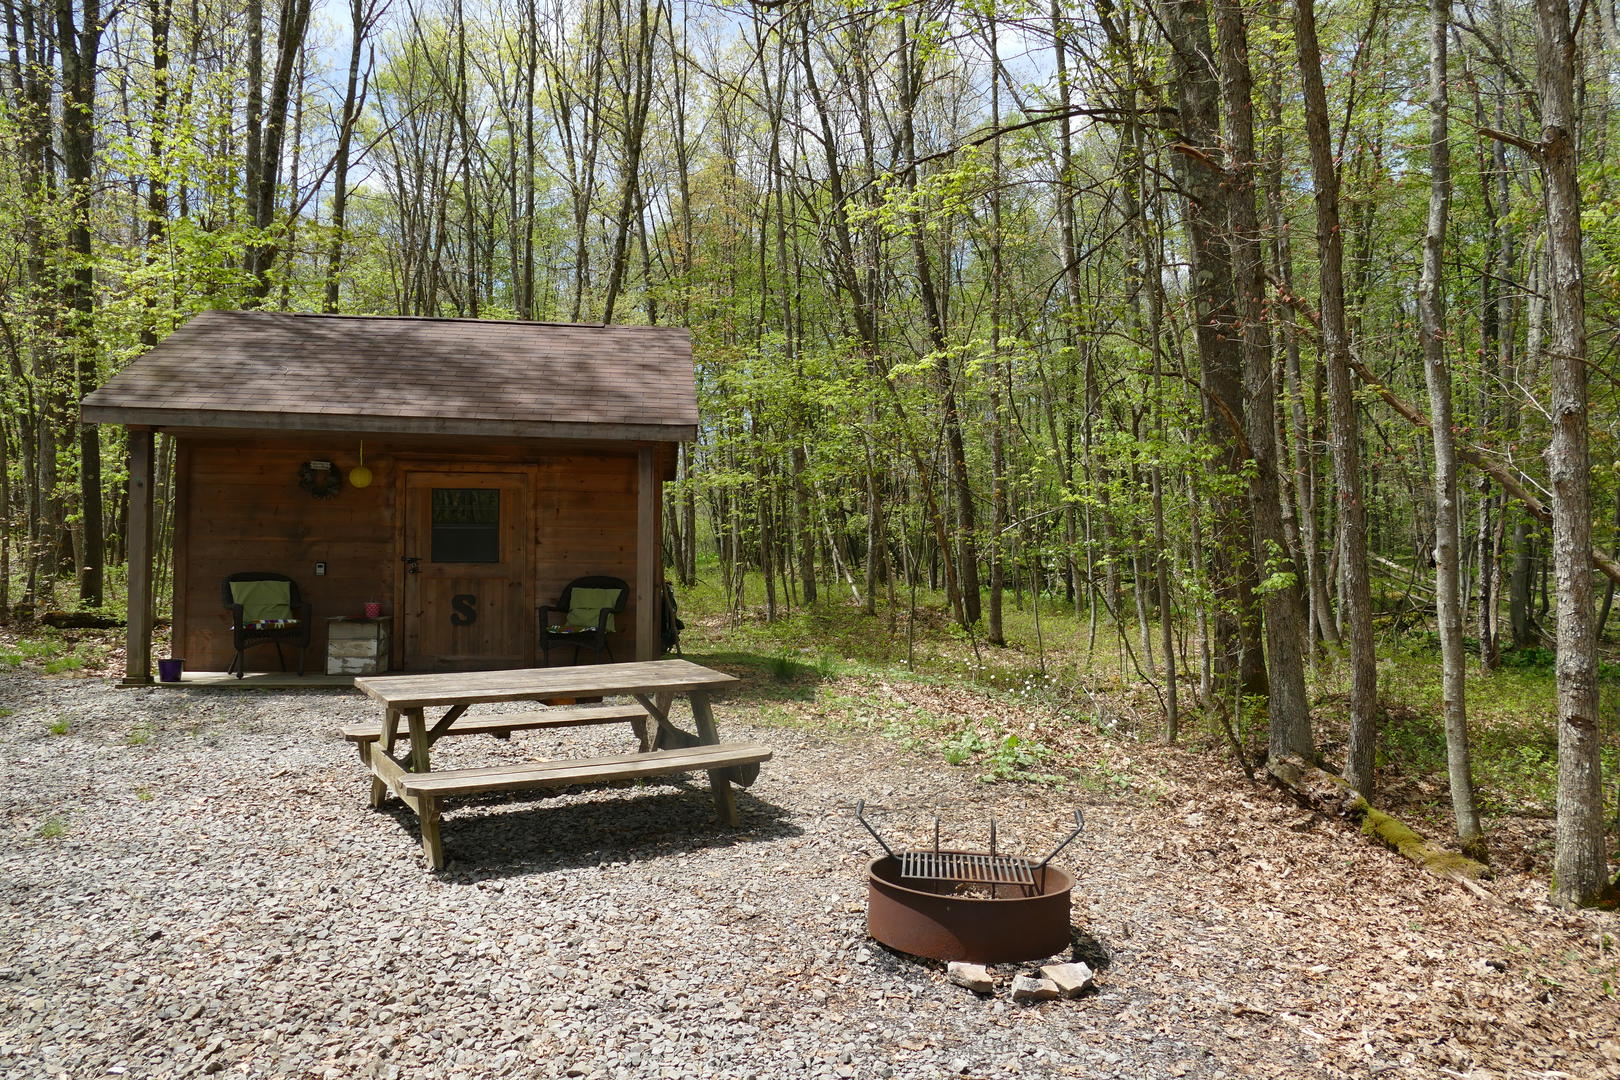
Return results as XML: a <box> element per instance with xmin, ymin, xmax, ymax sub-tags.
<box><xmin>856</xmin><ymin>804</ymin><xmax>1083</xmax><ymax>964</ymax></box>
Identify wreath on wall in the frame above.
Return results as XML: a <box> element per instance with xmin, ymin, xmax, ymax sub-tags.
<box><xmin>298</xmin><ymin>461</ymin><xmax>344</xmax><ymax>499</ymax></box>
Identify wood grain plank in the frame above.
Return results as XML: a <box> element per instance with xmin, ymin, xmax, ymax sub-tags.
<box><xmin>398</xmin><ymin>742</ymin><xmax>772</xmax><ymax>797</ymax></box>
<box><xmin>123</xmin><ymin>429</ymin><xmax>155</xmax><ymax>684</ymax></box>
<box><xmin>636</xmin><ymin>448</ymin><xmax>657</xmax><ymax>662</ymax></box>
<box><xmin>354</xmin><ymin>660</ymin><xmax>738</xmax><ymax>708</ymax></box>
<box><xmin>366</xmin><ymin>748</ymin><xmax>424</xmax><ymax>815</ymax></box>
<box><xmin>341</xmin><ymin>704</ymin><xmax>645</xmax><ymax>742</ymax></box>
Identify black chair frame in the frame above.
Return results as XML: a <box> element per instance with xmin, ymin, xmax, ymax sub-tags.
<box><xmin>221</xmin><ymin>572</ymin><xmax>312</xmax><ymax>678</ymax></box>
<box><xmin>538</xmin><ymin>575</ymin><xmax>630</xmax><ymax>666</ymax></box>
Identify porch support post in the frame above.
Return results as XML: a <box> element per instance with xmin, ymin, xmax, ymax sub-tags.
<box><xmin>636</xmin><ymin>447</ymin><xmax>658</xmax><ymax>661</ymax></box>
<box><xmin>123</xmin><ymin>426</ymin><xmax>155</xmax><ymax>685</ymax></box>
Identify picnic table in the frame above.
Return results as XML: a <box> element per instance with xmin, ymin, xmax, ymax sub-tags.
<box><xmin>343</xmin><ymin>659</ymin><xmax>772</xmax><ymax>868</ymax></box>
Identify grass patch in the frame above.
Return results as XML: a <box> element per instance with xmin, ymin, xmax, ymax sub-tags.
<box><xmin>43</xmin><ymin>652</ymin><xmax>87</xmax><ymax>675</ymax></box>
<box><xmin>126</xmin><ymin>723</ymin><xmax>155</xmax><ymax>747</ymax></box>
<box><xmin>47</xmin><ymin>717</ymin><xmax>69</xmax><ymax>736</ymax></box>
<box><xmin>35</xmin><ymin>817</ymin><xmax>66</xmax><ymax>839</ymax></box>
<box><xmin>0</xmin><ymin>627</ymin><xmax>114</xmax><ymax>676</ymax></box>
<box><xmin>1369</xmin><ymin>635</ymin><xmax>1620</xmax><ymax>822</ymax></box>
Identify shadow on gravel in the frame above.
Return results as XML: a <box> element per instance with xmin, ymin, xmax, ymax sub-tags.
<box><xmin>1070</xmin><ymin>927</ymin><xmax>1112</xmax><ymax>970</ymax></box>
<box><xmin>376</xmin><ymin>779</ymin><xmax>801</xmax><ymax>880</ymax></box>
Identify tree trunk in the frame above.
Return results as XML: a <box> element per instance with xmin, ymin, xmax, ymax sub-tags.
<box><xmin>55</xmin><ymin>0</ymin><xmax>104</xmax><ymax>607</ymax></box>
<box><xmin>1268</xmin><ymin>755</ymin><xmax>1490</xmax><ymax>883</ymax></box>
<box><xmin>244</xmin><ymin>0</ymin><xmax>263</xmax><ymax>256</ymax></box>
<box><xmin>141</xmin><ymin>0</ymin><xmax>171</xmax><ymax>346</ymax></box>
<box><xmin>1156</xmin><ymin>0</ymin><xmax>1266</xmax><ymax>701</ymax></box>
<box><xmin>897</xmin><ymin>14</ymin><xmax>979</xmax><ymax>630</ymax></box>
<box><xmin>864</xmin><ymin>435</ymin><xmax>882</xmax><ymax>616</ymax></box>
<box><xmin>1214</xmin><ymin>0</ymin><xmax>1311</xmax><ymax>760</ymax></box>
<box><xmin>324</xmin><ymin>0</ymin><xmax>375</xmax><ymax>313</ymax></box>
<box><xmin>1296</xmin><ymin>0</ymin><xmax>1378</xmax><ymax>795</ymax></box>
<box><xmin>600</xmin><ymin>0</ymin><xmax>654</xmax><ymax>323</ymax></box>
<box><xmin>1051</xmin><ymin>0</ymin><xmax>1092</xmax><ymax>633</ymax></box>
<box><xmin>1533</xmin><ymin>0</ymin><xmax>1615</xmax><ymax>907</ymax></box>
<box><xmin>244</xmin><ymin>0</ymin><xmax>314</xmax><ymax>302</ymax></box>
<box><xmin>985</xmin><ymin>8</ymin><xmax>1007</xmax><ymax>647</ymax></box>
<box><xmin>1417</xmin><ymin>0</ymin><xmax>1485</xmax><ymax>856</ymax></box>
<box><xmin>1261</xmin><ymin>62</ymin><xmax>1338</xmax><ymax>652</ymax></box>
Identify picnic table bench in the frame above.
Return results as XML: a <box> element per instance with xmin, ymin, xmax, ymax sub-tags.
<box><xmin>346</xmin><ymin>660</ymin><xmax>771</xmax><ymax>868</ymax></box>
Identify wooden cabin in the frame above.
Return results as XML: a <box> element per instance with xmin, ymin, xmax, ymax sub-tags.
<box><xmin>82</xmin><ymin>311</ymin><xmax>696</xmax><ymax>682</ymax></box>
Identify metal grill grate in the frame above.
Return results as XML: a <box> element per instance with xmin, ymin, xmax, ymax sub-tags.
<box><xmin>855</xmin><ymin>802</ymin><xmax>1085</xmax><ymax>900</ymax></box>
<box><xmin>898</xmin><ymin>850</ymin><xmax>1036</xmax><ymax>888</ymax></box>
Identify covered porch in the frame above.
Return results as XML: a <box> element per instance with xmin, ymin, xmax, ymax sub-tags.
<box><xmin>82</xmin><ymin>311</ymin><xmax>698</xmax><ymax>684</ymax></box>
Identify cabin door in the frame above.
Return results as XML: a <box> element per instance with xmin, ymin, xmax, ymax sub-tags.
<box><xmin>401</xmin><ymin>470</ymin><xmax>532</xmax><ymax>671</ymax></box>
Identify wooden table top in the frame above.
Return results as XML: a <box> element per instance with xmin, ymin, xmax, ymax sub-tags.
<box><xmin>354</xmin><ymin>659</ymin><xmax>740</xmax><ymax>709</ymax></box>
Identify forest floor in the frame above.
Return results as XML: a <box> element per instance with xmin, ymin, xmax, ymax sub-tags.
<box><xmin>675</xmin><ymin>575</ymin><xmax>1620</xmax><ymax>885</ymax></box>
<box><xmin>1</xmin><ymin>584</ymin><xmax>1618</xmax><ymax>1077</ymax></box>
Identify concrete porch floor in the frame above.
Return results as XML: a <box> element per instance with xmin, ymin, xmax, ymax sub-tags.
<box><xmin>147</xmin><ymin>671</ymin><xmax>358</xmax><ymax>690</ymax></box>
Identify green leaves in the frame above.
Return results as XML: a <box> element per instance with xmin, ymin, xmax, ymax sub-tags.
<box><xmin>1255</xmin><ymin>539</ymin><xmax>1299</xmax><ymax>597</ymax></box>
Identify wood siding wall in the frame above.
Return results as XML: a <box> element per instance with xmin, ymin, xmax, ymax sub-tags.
<box><xmin>173</xmin><ymin>434</ymin><xmax>665</xmax><ymax>672</ymax></box>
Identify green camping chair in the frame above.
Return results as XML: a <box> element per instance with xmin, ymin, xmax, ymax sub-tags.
<box><xmin>222</xmin><ymin>572</ymin><xmax>312</xmax><ymax>678</ymax></box>
<box><xmin>538</xmin><ymin>576</ymin><xmax>629</xmax><ymax>666</ymax></box>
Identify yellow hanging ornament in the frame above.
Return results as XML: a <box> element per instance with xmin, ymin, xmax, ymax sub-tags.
<box><xmin>349</xmin><ymin>442</ymin><xmax>373</xmax><ymax>489</ymax></box>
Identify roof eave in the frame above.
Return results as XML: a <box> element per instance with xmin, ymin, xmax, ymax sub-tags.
<box><xmin>81</xmin><ymin>405</ymin><xmax>698</xmax><ymax>444</ymax></box>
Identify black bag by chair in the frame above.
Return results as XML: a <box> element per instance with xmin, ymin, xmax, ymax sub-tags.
<box><xmin>659</xmin><ymin>582</ymin><xmax>684</xmax><ymax>656</ymax></box>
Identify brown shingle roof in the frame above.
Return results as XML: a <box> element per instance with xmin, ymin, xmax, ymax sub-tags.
<box><xmin>81</xmin><ymin>311</ymin><xmax>698</xmax><ymax>442</ymax></box>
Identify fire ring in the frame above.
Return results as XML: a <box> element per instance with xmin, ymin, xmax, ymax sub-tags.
<box><xmin>866</xmin><ymin>853</ymin><xmax>1075</xmax><ymax>964</ymax></box>
<box><xmin>857</xmin><ymin>804</ymin><xmax>1084</xmax><ymax>965</ymax></box>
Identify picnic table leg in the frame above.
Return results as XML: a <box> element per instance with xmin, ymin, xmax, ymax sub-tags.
<box><xmin>690</xmin><ymin>691</ymin><xmax>741</xmax><ymax>825</ymax></box>
<box><xmin>707</xmin><ymin>771</ymin><xmax>740</xmax><ymax>827</ymax></box>
<box><xmin>405</xmin><ymin>708</ymin><xmax>431</xmax><ymax>773</ymax></box>
<box><xmin>370</xmin><ymin>706</ymin><xmax>400</xmax><ymax>807</ymax></box>
<box><xmin>419</xmin><ymin>795</ymin><xmax>445</xmax><ymax>869</ymax></box>
<box><xmin>690</xmin><ymin>690</ymin><xmax>759</xmax><ymax>788</ymax></box>
<box><xmin>643</xmin><ymin>691</ymin><xmax>676</xmax><ymax>751</ymax></box>
<box><xmin>405</xmin><ymin>709</ymin><xmax>440</xmax><ymax>864</ymax></box>
<box><xmin>633</xmin><ymin>692</ymin><xmax>683</xmax><ymax>750</ymax></box>
<box><xmin>690</xmin><ymin>691</ymin><xmax>719</xmax><ymax>743</ymax></box>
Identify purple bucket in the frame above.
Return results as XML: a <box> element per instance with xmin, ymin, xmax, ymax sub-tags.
<box><xmin>157</xmin><ymin>658</ymin><xmax>184</xmax><ymax>682</ymax></box>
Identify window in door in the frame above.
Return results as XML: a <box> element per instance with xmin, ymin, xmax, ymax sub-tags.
<box><xmin>430</xmin><ymin>488</ymin><xmax>501</xmax><ymax>563</ymax></box>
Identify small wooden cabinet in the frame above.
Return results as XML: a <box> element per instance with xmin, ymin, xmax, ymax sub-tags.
<box><xmin>327</xmin><ymin>617</ymin><xmax>392</xmax><ymax>676</ymax></box>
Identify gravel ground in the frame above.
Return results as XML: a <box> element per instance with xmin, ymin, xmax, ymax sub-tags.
<box><xmin>1</xmin><ymin>674</ymin><xmax>1616</xmax><ymax>1080</ymax></box>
